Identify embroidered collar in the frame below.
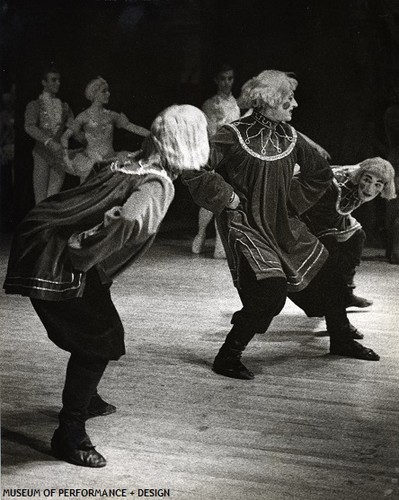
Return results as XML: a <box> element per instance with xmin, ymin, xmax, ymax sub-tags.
<box><xmin>226</xmin><ymin>111</ymin><xmax>297</xmax><ymax>161</ymax></box>
<box><xmin>252</xmin><ymin>110</ymin><xmax>278</xmax><ymax>128</ymax></box>
<box><xmin>334</xmin><ymin>178</ymin><xmax>363</xmax><ymax>215</ymax></box>
<box><xmin>109</xmin><ymin>157</ymin><xmax>173</xmax><ymax>183</ymax></box>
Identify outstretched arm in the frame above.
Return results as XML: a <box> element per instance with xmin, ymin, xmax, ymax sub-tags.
<box><xmin>124</xmin><ymin>122</ymin><xmax>150</xmax><ymax>137</ymax></box>
<box><xmin>181</xmin><ymin>127</ymin><xmax>239</xmax><ymax>214</ymax></box>
<box><xmin>114</xmin><ymin>112</ymin><xmax>150</xmax><ymax>137</ymax></box>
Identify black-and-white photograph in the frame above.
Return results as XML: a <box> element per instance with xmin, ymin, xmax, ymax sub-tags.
<box><xmin>1</xmin><ymin>1</ymin><xmax>399</xmax><ymax>499</ymax></box>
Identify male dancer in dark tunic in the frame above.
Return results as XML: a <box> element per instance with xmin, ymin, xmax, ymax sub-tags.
<box><xmin>3</xmin><ymin>105</ymin><xmax>210</xmax><ymax>467</ymax></box>
<box><xmin>299</xmin><ymin>157</ymin><xmax>396</xmax><ymax>318</ymax></box>
<box><xmin>182</xmin><ymin>70</ymin><xmax>379</xmax><ymax>381</ymax></box>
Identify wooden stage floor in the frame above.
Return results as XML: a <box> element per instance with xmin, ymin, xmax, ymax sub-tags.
<box><xmin>1</xmin><ymin>234</ymin><xmax>399</xmax><ymax>500</ymax></box>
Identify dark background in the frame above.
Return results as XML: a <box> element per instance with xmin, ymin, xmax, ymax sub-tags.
<box><xmin>1</xmin><ymin>0</ymin><xmax>399</xmax><ymax>243</ymax></box>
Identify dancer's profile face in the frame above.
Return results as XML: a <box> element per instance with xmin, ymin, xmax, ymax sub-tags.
<box><xmin>42</xmin><ymin>72</ymin><xmax>61</xmax><ymax>96</ymax></box>
<box><xmin>263</xmin><ymin>91</ymin><xmax>298</xmax><ymax>123</ymax></box>
<box><xmin>95</xmin><ymin>85</ymin><xmax>110</xmax><ymax>104</ymax></box>
<box><xmin>358</xmin><ymin>172</ymin><xmax>384</xmax><ymax>201</ymax></box>
<box><xmin>215</xmin><ymin>70</ymin><xmax>234</xmax><ymax>96</ymax></box>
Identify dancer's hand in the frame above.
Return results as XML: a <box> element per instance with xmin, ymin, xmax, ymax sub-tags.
<box><xmin>227</xmin><ymin>192</ymin><xmax>240</xmax><ymax>209</ymax></box>
<box><xmin>47</xmin><ymin>139</ymin><xmax>63</xmax><ymax>155</ymax></box>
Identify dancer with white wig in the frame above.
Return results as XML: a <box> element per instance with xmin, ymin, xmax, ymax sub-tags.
<box><xmin>61</xmin><ymin>76</ymin><xmax>150</xmax><ymax>182</ymax></box>
<box><xmin>299</xmin><ymin>157</ymin><xmax>396</xmax><ymax>316</ymax></box>
<box><xmin>3</xmin><ymin>104</ymin><xmax>209</xmax><ymax>468</ymax></box>
<box><xmin>183</xmin><ymin>69</ymin><xmax>380</xmax><ymax>381</ymax></box>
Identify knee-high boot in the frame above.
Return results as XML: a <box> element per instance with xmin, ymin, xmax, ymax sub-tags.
<box><xmin>213</xmin><ymin>325</ymin><xmax>256</xmax><ymax>380</ymax></box>
<box><xmin>51</xmin><ymin>355</ymin><xmax>108</xmax><ymax>467</ymax></box>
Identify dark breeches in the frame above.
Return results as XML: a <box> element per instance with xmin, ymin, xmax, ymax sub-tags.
<box><xmin>232</xmin><ymin>254</ymin><xmax>351</xmax><ymax>340</ymax></box>
<box><xmin>320</xmin><ymin>228</ymin><xmax>366</xmax><ymax>286</ymax></box>
<box><xmin>288</xmin><ymin>254</ymin><xmax>350</xmax><ymax>338</ymax></box>
<box><xmin>232</xmin><ymin>257</ymin><xmax>287</xmax><ymax>333</ymax></box>
<box><xmin>30</xmin><ymin>268</ymin><xmax>125</xmax><ymax>362</ymax></box>
<box><xmin>30</xmin><ymin>268</ymin><xmax>124</xmax><ymax>437</ymax></box>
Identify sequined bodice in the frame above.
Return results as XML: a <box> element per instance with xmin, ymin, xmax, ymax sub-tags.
<box><xmin>84</xmin><ymin>116</ymin><xmax>114</xmax><ymax>157</ymax></box>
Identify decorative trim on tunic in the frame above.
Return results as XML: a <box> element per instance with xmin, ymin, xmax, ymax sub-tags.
<box><xmin>226</xmin><ymin>111</ymin><xmax>297</xmax><ymax>161</ymax></box>
<box><xmin>4</xmin><ymin>158</ymin><xmax>173</xmax><ymax>300</ymax></box>
<box><xmin>333</xmin><ymin>177</ymin><xmax>363</xmax><ymax>215</ymax></box>
<box><xmin>110</xmin><ymin>158</ymin><xmax>173</xmax><ymax>184</ymax></box>
<box><xmin>227</xmin><ymin>224</ymin><xmax>326</xmax><ymax>291</ymax></box>
<box><xmin>4</xmin><ymin>272</ymin><xmax>83</xmax><ymax>294</ymax></box>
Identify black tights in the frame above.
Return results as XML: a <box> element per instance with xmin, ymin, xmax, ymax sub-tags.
<box><xmin>229</xmin><ymin>256</ymin><xmax>352</xmax><ymax>347</ymax></box>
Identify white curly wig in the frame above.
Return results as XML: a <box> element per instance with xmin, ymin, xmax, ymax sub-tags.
<box><xmin>237</xmin><ymin>70</ymin><xmax>298</xmax><ymax>110</ymax></box>
<box><xmin>151</xmin><ymin>105</ymin><xmax>209</xmax><ymax>171</ymax></box>
<box><xmin>351</xmin><ymin>157</ymin><xmax>396</xmax><ymax>200</ymax></box>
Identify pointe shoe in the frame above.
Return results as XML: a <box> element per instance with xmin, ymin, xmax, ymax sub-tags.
<box><xmin>346</xmin><ymin>294</ymin><xmax>373</xmax><ymax>308</ymax></box>
<box><xmin>51</xmin><ymin>429</ymin><xmax>107</xmax><ymax>467</ymax></box>
<box><xmin>330</xmin><ymin>340</ymin><xmax>380</xmax><ymax>361</ymax></box>
<box><xmin>213</xmin><ymin>356</ymin><xmax>254</xmax><ymax>380</ymax></box>
<box><xmin>87</xmin><ymin>393</ymin><xmax>116</xmax><ymax>419</ymax></box>
<box><xmin>192</xmin><ymin>234</ymin><xmax>205</xmax><ymax>254</ymax></box>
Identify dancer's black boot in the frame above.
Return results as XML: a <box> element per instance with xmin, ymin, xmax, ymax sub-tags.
<box><xmin>213</xmin><ymin>325</ymin><xmax>256</xmax><ymax>380</ymax></box>
<box><xmin>51</xmin><ymin>355</ymin><xmax>108</xmax><ymax>467</ymax></box>
<box><xmin>87</xmin><ymin>392</ymin><xmax>116</xmax><ymax>419</ymax></box>
<box><xmin>345</xmin><ymin>292</ymin><xmax>373</xmax><ymax>309</ymax></box>
<box><xmin>329</xmin><ymin>337</ymin><xmax>379</xmax><ymax>360</ymax></box>
<box><xmin>314</xmin><ymin>266</ymin><xmax>378</xmax><ymax>361</ymax></box>
<box><xmin>327</xmin><ymin>317</ymin><xmax>379</xmax><ymax>361</ymax></box>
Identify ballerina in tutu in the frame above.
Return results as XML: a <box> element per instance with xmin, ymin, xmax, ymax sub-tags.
<box><xmin>61</xmin><ymin>76</ymin><xmax>150</xmax><ymax>182</ymax></box>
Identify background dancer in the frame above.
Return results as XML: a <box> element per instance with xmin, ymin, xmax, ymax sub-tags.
<box><xmin>192</xmin><ymin>63</ymin><xmax>241</xmax><ymax>259</ymax></box>
<box><xmin>61</xmin><ymin>76</ymin><xmax>150</xmax><ymax>183</ymax></box>
<box><xmin>24</xmin><ymin>66</ymin><xmax>74</xmax><ymax>203</ymax></box>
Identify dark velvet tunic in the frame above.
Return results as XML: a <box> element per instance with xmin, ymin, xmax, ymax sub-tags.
<box><xmin>301</xmin><ymin>167</ymin><xmax>363</xmax><ymax>242</ymax></box>
<box><xmin>183</xmin><ymin>111</ymin><xmax>333</xmax><ymax>292</ymax></box>
<box><xmin>3</xmin><ymin>158</ymin><xmax>174</xmax><ymax>301</ymax></box>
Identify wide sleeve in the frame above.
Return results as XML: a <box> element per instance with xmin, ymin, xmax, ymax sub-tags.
<box><xmin>24</xmin><ymin>101</ymin><xmax>50</xmax><ymax>143</ymax></box>
<box><xmin>67</xmin><ymin>176</ymin><xmax>175</xmax><ymax>272</ymax></box>
<box><xmin>289</xmin><ymin>134</ymin><xmax>334</xmax><ymax>215</ymax></box>
<box><xmin>181</xmin><ymin>128</ymin><xmax>236</xmax><ymax>214</ymax></box>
